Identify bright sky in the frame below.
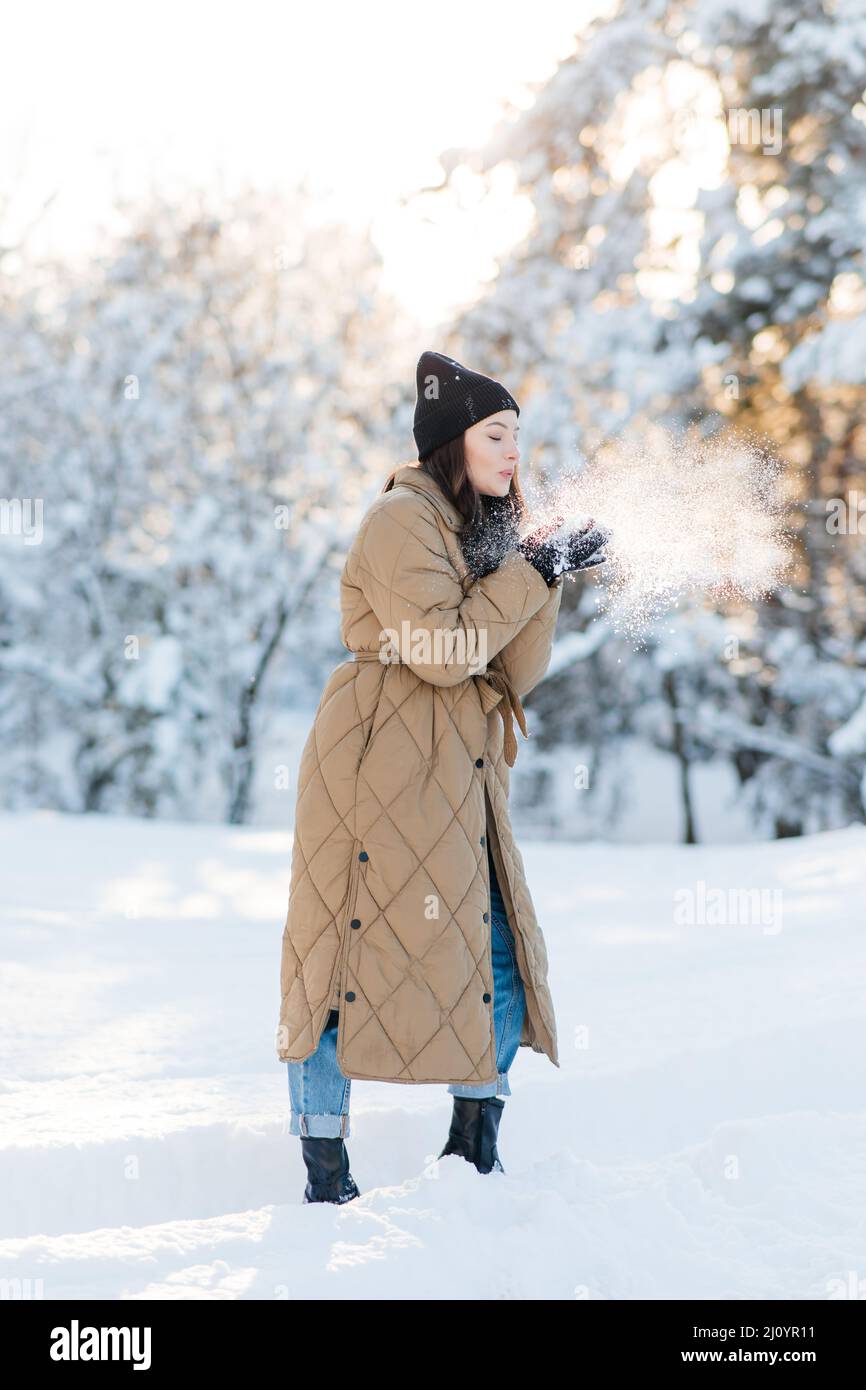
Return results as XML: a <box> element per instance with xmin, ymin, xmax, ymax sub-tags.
<box><xmin>4</xmin><ymin>0</ymin><xmax>611</xmax><ymax>327</ymax></box>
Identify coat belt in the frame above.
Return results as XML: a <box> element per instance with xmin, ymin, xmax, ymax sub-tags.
<box><xmin>348</xmin><ymin>649</ymin><xmax>528</xmax><ymax>767</ymax></box>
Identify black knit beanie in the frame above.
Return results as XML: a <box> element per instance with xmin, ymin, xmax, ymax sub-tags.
<box><xmin>412</xmin><ymin>350</ymin><xmax>519</xmax><ymax>460</ymax></box>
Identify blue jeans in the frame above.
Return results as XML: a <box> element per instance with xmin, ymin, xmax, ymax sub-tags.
<box><xmin>286</xmin><ymin>887</ymin><xmax>527</xmax><ymax>1139</ymax></box>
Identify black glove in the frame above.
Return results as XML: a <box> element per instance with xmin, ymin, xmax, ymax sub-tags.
<box><xmin>519</xmin><ymin>522</ymin><xmax>610</xmax><ymax>586</ymax></box>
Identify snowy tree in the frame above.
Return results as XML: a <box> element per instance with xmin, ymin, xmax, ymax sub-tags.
<box><xmin>421</xmin><ymin>0</ymin><xmax>866</xmax><ymax>838</ymax></box>
<box><xmin>0</xmin><ymin>184</ymin><xmax>412</xmax><ymax>820</ymax></box>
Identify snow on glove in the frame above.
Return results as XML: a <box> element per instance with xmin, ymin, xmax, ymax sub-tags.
<box><xmin>519</xmin><ymin>520</ymin><xmax>611</xmax><ymax>585</ymax></box>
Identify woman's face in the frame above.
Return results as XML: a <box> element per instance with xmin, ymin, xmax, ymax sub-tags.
<box><xmin>463</xmin><ymin>410</ymin><xmax>519</xmax><ymax>497</ymax></box>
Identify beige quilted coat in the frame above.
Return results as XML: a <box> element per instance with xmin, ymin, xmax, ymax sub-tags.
<box><xmin>276</xmin><ymin>462</ymin><xmax>564</xmax><ymax>1085</ymax></box>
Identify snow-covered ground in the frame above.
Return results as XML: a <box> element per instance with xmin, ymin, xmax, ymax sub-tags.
<box><xmin>1</xmin><ymin>809</ymin><xmax>865</xmax><ymax>1300</ymax></box>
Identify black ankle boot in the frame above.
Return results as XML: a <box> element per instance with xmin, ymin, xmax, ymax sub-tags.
<box><xmin>438</xmin><ymin>1095</ymin><xmax>506</xmax><ymax>1175</ymax></box>
<box><xmin>300</xmin><ymin>1135</ymin><xmax>361</xmax><ymax>1204</ymax></box>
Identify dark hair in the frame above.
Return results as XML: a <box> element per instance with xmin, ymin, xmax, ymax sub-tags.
<box><xmin>382</xmin><ymin>434</ymin><xmax>530</xmax><ymax>580</ymax></box>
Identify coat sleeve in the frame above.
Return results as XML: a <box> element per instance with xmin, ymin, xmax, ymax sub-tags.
<box><xmin>490</xmin><ymin>575</ymin><xmax>564</xmax><ymax>699</ymax></box>
<box><xmin>350</xmin><ymin>494</ymin><xmax>554</xmax><ymax>687</ymax></box>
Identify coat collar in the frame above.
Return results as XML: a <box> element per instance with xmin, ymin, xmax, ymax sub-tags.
<box><xmin>390</xmin><ymin>462</ymin><xmax>463</xmax><ymax>531</ymax></box>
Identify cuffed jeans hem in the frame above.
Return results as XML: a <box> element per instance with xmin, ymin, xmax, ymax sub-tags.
<box><xmin>447</xmin><ymin>1071</ymin><xmax>511</xmax><ymax>1100</ymax></box>
<box><xmin>289</xmin><ymin>1112</ymin><xmax>350</xmax><ymax>1138</ymax></box>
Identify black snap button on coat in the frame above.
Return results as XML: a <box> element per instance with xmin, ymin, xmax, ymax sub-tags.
<box><xmin>483</xmin><ymin>992</ymin><xmax>491</xmax><ymax>1002</ymax></box>
<box><xmin>358</xmin><ymin>850</ymin><xmax>369</xmax><ymax>861</ymax></box>
<box><xmin>475</xmin><ymin>757</ymin><xmax>484</xmax><ymax>767</ymax></box>
<box><xmin>350</xmin><ymin>918</ymin><xmax>361</xmax><ymax>929</ymax></box>
<box><xmin>345</xmin><ymin>991</ymin><xmax>356</xmax><ymax>1002</ymax></box>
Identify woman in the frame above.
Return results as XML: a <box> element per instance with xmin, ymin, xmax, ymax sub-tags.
<box><xmin>276</xmin><ymin>351</ymin><xmax>609</xmax><ymax>1203</ymax></box>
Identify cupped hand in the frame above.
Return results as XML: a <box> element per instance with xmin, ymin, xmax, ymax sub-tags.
<box><xmin>565</xmin><ymin>522</ymin><xmax>611</xmax><ymax>569</ymax></box>
<box><xmin>522</xmin><ymin>513</ymin><xmax>565</xmax><ymax>550</ymax></box>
